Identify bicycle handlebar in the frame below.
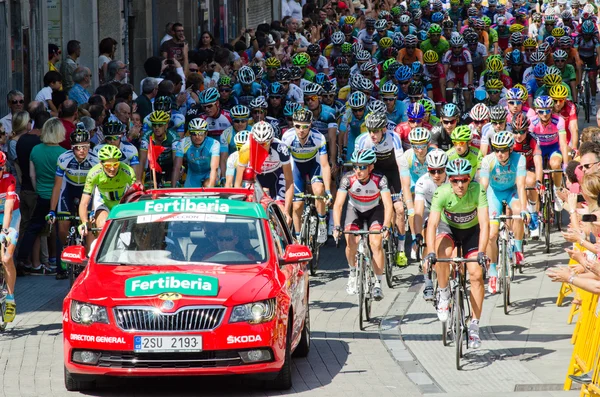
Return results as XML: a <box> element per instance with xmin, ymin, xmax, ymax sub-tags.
<box><xmin>542</xmin><ymin>169</ymin><xmax>564</xmax><ymax>174</ymax></box>
<box><xmin>491</xmin><ymin>215</ymin><xmax>522</xmax><ymax>220</ymax></box>
<box><xmin>433</xmin><ymin>257</ymin><xmax>479</xmax><ymax>263</ymax></box>
<box><xmin>294</xmin><ymin>193</ymin><xmax>328</xmax><ymax>200</ymax></box>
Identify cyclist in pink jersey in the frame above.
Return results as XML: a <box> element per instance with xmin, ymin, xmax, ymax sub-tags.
<box><xmin>528</xmin><ymin>95</ymin><xmax>569</xmax><ymax>189</ymax></box>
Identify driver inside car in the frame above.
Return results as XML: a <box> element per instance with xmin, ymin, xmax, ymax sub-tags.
<box><xmin>196</xmin><ymin>224</ymin><xmax>257</xmax><ymax>262</ymax></box>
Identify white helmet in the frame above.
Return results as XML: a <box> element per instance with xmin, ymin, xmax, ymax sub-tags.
<box><xmin>426</xmin><ymin>148</ymin><xmax>448</xmax><ymax>169</ymax></box>
<box><xmin>251</xmin><ymin>121</ymin><xmax>274</xmax><ymax>143</ymax></box>
<box><xmin>188</xmin><ymin>118</ymin><xmax>208</xmax><ymax>132</ymax></box>
<box><xmin>469</xmin><ymin>103</ymin><xmax>490</xmax><ymax>121</ymax></box>
<box><xmin>408</xmin><ymin>127</ymin><xmax>431</xmax><ymax>144</ymax></box>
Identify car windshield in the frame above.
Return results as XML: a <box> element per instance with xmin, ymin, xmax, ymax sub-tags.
<box><xmin>95</xmin><ymin>214</ymin><xmax>267</xmax><ymax>265</ymax></box>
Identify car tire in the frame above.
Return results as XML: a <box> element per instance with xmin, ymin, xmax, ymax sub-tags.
<box><xmin>268</xmin><ymin>314</ymin><xmax>293</xmax><ymax>390</ymax></box>
<box><xmin>293</xmin><ymin>304</ymin><xmax>310</xmax><ymax>358</ymax></box>
<box><xmin>64</xmin><ymin>366</ymin><xmax>96</xmax><ymax>392</ymax></box>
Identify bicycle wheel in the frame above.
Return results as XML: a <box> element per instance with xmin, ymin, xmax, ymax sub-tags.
<box><xmin>310</xmin><ymin>244</ymin><xmax>320</xmax><ymax>276</ymax></box>
<box><xmin>585</xmin><ymin>80</ymin><xmax>592</xmax><ymax>123</ymax></box>
<box><xmin>358</xmin><ymin>254</ymin><xmax>366</xmax><ymax>330</ymax></box>
<box><xmin>364</xmin><ymin>258</ymin><xmax>373</xmax><ymax>322</ymax></box>
<box><xmin>500</xmin><ymin>239</ymin><xmax>510</xmax><ymax>315</ymax></box>
<box><xmin>384</xmin><ymin>239</ymin><xmax>394</xmax><ymax>289</ymax></box>
<box><xmin>454</xmin><ymin>281</ymin><xmax>463</xmax><ymax>370</ymax></box>
<box><xmin>497</xmin><ymin>239</ymin><xmax>504</xmax><ymax>295</ymax></box>
<box><xmin>544</xmin><ymin>195</ymin><xmax>551</xmax><ymax>253</ymax></box>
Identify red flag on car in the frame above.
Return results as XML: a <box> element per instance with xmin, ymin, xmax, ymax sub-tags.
<box><xmin>148</xmin><ymin>138</ymin><xmax>166</xmax><ymax>173</ymax></box>
<box><xmin>248</xmin><ymin>135</ymin><xmax>269</xmax><ymax>173</ymax></box>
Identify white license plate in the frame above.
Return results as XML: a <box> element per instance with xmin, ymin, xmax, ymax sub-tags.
<box><xmin>134</xmin><ymin>336</ymin><xmax>203</xmax><ymax>352</ymax></box>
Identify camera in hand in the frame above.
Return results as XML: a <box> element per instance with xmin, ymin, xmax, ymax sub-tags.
<box><xmin>582</xmin><ymin>214</ymin><xmax>597</xmax><ymax>222</ymax></box>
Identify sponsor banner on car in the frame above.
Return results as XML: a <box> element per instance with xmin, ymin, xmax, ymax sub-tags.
<box><xmin>136</xmin><ymin>213</ymin><xmax>226</xmax><ymax>223</ymax></box>
<box><xmin>125</xmin><ymin>273</ymin><xmax>219</xmax><ymax>297</ymax></box>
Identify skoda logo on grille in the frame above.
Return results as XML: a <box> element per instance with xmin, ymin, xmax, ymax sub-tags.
<box><xmin>161</xmin><ymin>300</ymin><xmax>175</xmax><ymax>311</ymax></box>
<box><xmin>158</xmin><ymin>293</ymin><xmax>181</xmax><ymax>311</ymax></box>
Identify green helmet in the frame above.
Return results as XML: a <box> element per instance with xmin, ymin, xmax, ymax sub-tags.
<box><xmin>98</xmin><ymin>144</ymin><xmax>123</xmax><ymax>162</ymax></box>
<box><xmin>391</xmin><ymin>6</ymin><xmax>401</xmax><ymax>15</ymax></box>
<box><xmin>341</xmin><ymin>42</ymin><xmax>353</xmax><ymax>54</ymax></box>
<box><xmin>419</xmin><ymin>98</ymin><xmax>435</xmax><ymax>113</ymax></box>
<box><xmin>446</xmin><ymin>158</ymin><xmax>472</xmax><ymax>176</ymax></box>
<box><xmin>482</xmin><ymin>16</ymin><xmax>492</xmax><ymax>26</ymax></box>
<box><xmin>292</xmin><ymin>53</ymin><xmax>310</xmax><ymax>67</ymax></box>
<box><xmin>218</xmin><ymin>76</ymin><xmax>232</xmax><ymax>87</ymax></box>
<box><xmin>428</xmin><ymin>23</ymin><xmax>442</xmax><ymax>35</ymax></box>
<box><xmin>383</xmin><ymin>58</ymin><xmax>397</xmax><ymax>72</ymax></box>
<box><xmin>450</xmin><ymin>125</ymin><xmax>472</xmax><ymax>142</ymax></box>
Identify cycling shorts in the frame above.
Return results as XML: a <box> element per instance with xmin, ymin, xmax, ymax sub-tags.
<box><xmin>436</xmin><ymin>222</ymin><xmax>479</xmax><ymax>257</ymax></box>
<box><xmin>581</xmin><ymin>56</ymin><xmax>598</xmax><ymax>69</ymax></box>
<box><xmin>258</xmin><ymin>171</ymin><xmax>286</xmax><ymax>202</ymax></box>
<box><xmin>381</xmin><ymin>169</ymin><xmax>402</xmax><ymax>203</ymax></box>
<box><xmin>344</xmin><ymin>205</ymin><xmax>384</xmax><ymax>232</ymax></box>
<box><xmin>0</xmin><ymin>209</ymin><xmax>20</xmax><ymax>245</ymax></box>
<box><xmin>487</xmin><ymin>188</ymin><xmax>519</xmax><ymax>223</ymax></box>
<box><xmin>58</xmin><ymin>184</ymin><xmax>84</xmax><ymax>217</ymax></box>
<box><xmin>446</xmin><ymin>70</ymin><xmax>469</xmax><ymax>86</ymax></box>
<box><xmin>184</xmin><ymin>172</ymin><xmax>211</xmax><ymax>188</ymax></box>
<box><xmin>539</xmin><ymin>142</ymin><xmax>562</xmax><ymax>159</ymax></box>
<box><xmin>292</xmin><ymin>159</ymin><xmax>323</xmax><ymax>200</ymax></box>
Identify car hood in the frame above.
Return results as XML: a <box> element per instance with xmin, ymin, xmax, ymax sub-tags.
<box><xmin>75</xmin><ymin>263</ymin><xmax>281</xmax><ymax>307</ymax></box>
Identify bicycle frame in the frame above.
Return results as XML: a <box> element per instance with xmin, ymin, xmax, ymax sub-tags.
<box><xmin>492</xmin><ymin>203</ymin><xmax>521</xmax><ymax>316</ymax></box>
<box><xmin>295</xmin><ymin>193</ymin><xmax>327</xmax><ymax>276</ymax></box>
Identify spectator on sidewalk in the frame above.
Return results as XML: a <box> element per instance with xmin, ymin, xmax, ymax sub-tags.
<box><xmin>19</xmin><ymin>117</ymin><xmax>66</xmax><ymax>276</ymax></box>
<box><xmin>106</xmin><ymin>60</ymin><xmax>129</xmax><ymax>85</ymax></box>
<box><xmin>58</xmin><ymin>100</ymin><xmax>78</xmax><ymax>150</ymax></box>
<box><xmin>1</xmin><ymin>90</ymin><xmax>25</xmax><ymax>134</ymax></box>
<box><xmin>161</xmin><ymin>22</ymin><xmax>174</xmax><ymax>45</ymax></box>
<box><xmin>98</xmin><ymin>37</ymin><xmax>117</xmax><ymax>84</ymax></box>
<box><xmin>48</xmin><ymin>44</ymin><xmax>61</xmax><ymax>72</ymax></box>
<box><xmin>69</xmin><ymin>67</ymin><xmax>92</xmax><ymax>106</ymax></box>
<box><xmin>8</xmin><ymin>111</ymin><xmax>30</xmax><ymax>181</ymax></box>
<box><xmin>283</xmin><ymin>0</ymin><xmax>303</xmax><ymax>20</ymax></box>
<box><xmin>60</xmin><ymin>40</ymin><xmax>81</xmax><ymax>94</ymax></box>
<box><xmin>34</xmin><ymin>71</ymin><xmax>63</xmax><ymax>116</ymax></box>
<box><xmin>135</xmin><ymin>78</ymin><xmax>157</xmax><ymax>120</ymax></box>
<box><xmin>160</xmin><ymin>22</ymin><xmax>189</xmax><ymax>68</ymax></box>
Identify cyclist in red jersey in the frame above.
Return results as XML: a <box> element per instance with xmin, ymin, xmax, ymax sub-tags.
<box><xmin>423</xmin><ymin>50</ymin><xmax>447</xmax><ymax>109</ymax></box>
<box><xmin>443</xmin><ymin>35</ymin><xmax>475</xmax><ymax>107</ymax></box>
<box><xmin>511</xmin><ymin>113</ymin><xmax>543</xmax><ymax>239</ymax></box>
<box><xmin>0</xmin><ymin>152</ymin><xmax>20</xmax><ymax>322</ymax></box>
<box><xmin>549</xmin><ymin>84</ymin><xmax>578</xmax><ymax>151</ymax></box>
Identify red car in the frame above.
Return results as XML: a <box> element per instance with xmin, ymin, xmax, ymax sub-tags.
<box><xmin>61</xmin><ymin>187</ymin><xmax>311</xmax><ymax>391</ymax></box>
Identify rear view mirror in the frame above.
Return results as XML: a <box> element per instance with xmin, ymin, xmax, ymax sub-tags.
<box><xmin>280</xmin><ymin>244</ymin><xmax>312</xmax><ymax>265</ymax></box>
<box><xmin>61</xmin><ymin>245</ymin><xmax>87</xmax><ymax>266</ymax></box>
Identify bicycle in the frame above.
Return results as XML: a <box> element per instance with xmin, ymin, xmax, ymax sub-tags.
<box><xmin>579</xmin><ymin>67</ymin><xmax>596</xmax><ymax>122</ymax></box>
<box><xmin>0</xmin><ymin>242</ymin><xmax>8</xmax><ymax>331</ymax></box>
<box><xmin>337</xmin><ymin>229</ymin><xmax>381</xmax><ymax>331</ymax></box>
<box><xmin>295</xmin><ymin>193</ymin><xmax>327</xmax><ymax>276</ymax></box>
<box><xmin>492</xmin><ymin>201</ymin><xmax>522</xmax><ymax>316</ymax></box>
<box><xmin>61</xmin><ymin>215</ymin><xmax>84</xmax><ymax>287</ymax></box>
<box><xmin>429</xmin><ymin>245</ymin><xmax>481</xmax><ymax>369</ymax></box>
<box><xmin>450</xmin><ymin>84</ymin><xmax>470</xmax><ymax>114</ymax></box>
<box><xmin>540</xmin><ymin>168</ymin><xmax>564</xmax><ymax>253</ymax></box>
<box><xmin>383</xmin><ymin>224</ymin><xmax>399</xmax><ymax>289</ymax></box>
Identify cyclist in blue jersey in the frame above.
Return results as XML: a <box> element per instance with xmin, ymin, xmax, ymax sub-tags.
<box><xmin>220</xmin><ymin>105</ymin><xmax>251</xmax><ymax>176</ymax></box>
<box><xmin>143</xmin><ymin>95</ymin><xmax>185</xmax><ymax>136</ymax></box>
<box><xmin>281</xmin><ymin>108</ymin><xmax>332</xmax><ymax>244</ymax></box>
<box><xmin>479</xmin><ymin>131</ymin><xmax>529</xmax><ymax>294</ymax></box>
<box><xmin>172</xmin><ymin>118</ymin><xmax>220</xmax><ymax>187</ymax></box>
<box><xmin>381</xmin><ymin>81</ymin><xmax>407</xmax><ymax>130</ymax></box>
<box><xmin>303</xmin><ymin>83</ymin><xmax>338</xmax><ymax>176</ymax></box>
<box><xmin>400</xmin><ymin>127</ymin><xmax>433</xmax><ymax>257</ymax></box>
<box><xmin>340</xmin><ymin>91</ymin><xmax>369</xmax><ymax>161</ymax></box>
<box><xmin>232</xmin><ymin>66</ymin><xmax>263</xmax><ymax>106</ymax></box>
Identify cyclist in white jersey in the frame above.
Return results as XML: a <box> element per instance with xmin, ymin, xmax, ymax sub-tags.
<box><xmin>414</xmin><ymin>149</ymin><xmax>448</xmax><ymax>301</ymax></box>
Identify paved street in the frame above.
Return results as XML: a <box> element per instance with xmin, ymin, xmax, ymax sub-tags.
<box><xmin>0</xmin><ymin>229</ymin><xmax>584</xmax><ymax>397</ymax></box>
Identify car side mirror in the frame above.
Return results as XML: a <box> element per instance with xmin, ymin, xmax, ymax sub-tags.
<box><xmin>279</xmin><ymin>244</ymin><xmax>312</xmax><ymax>265</ymax></box>
<box><xmin>61</xmin><ymin>245</ymin><xmax>88</xmax><ymax>266</ymax></box>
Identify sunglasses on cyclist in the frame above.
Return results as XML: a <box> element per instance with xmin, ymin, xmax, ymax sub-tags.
<box><xmin>492</xmin><ymin>147</ymin><xmax>510</xmax><ymax>153</ymax></box>
<box><xmin>473</xmin><ymin>120</ymin><xmax>487</xmax><ymax>125</ymax></box>
<box><xmin>536</xmin><ymin>108</ymin><xmax>552</xmax><ymax>115</ymax></box>
<box><xmin>233</xmin><ymin>119</ymin><xmax>247</xmax><ymax>123</ymax></box>
<box><xmin>428</xmin><ymin>168</ymin><xmax>445</xmax><ymax>175</ymax></box>
<box><xmin>408</xmin><ymin>118</ymin><xmax>422</xmax><ymax>123</ymax></box>
<box><xmin>105</xmin><ymin>135</ymin><xmax>121</xmax><ymax>140</ymax></box>
<box><xmin>219</xmin><ymin>88</ymin><xmax>231</xmax><ymax>92</ymax></box>
<box><xmin>449</xmin><ymin>177</ymin><xmax>469</xmax><ymax>184</ymax></box>
<box><xmin>488</xmin><ymin>90</ymin><xmax>500</xmax><ymax>95</ymax></box>
<box><xmin>453</xmin><ymin>141</ymin><xmax>468</xmax><ymax>146</ymax></box>
<box><xmin>151</xmin><ymin>123</ymin><xmax>166</xmax><ymax>128</ymax></box>
<box><xmin>252</xmin><ymin>109</ymin><xmax>264</xmax><ymax>114</ymax></box>
<box><xmin>102</xmin><ymin>161</ymin><xmax>120</xmax><ymax>169</ymax></box>
<box><xmin>382</xmin><ymin>97</ymin><xmax>396</xmax><ymax>102</ymax></box>
<box><xmin>73</xmin><ymin>144</ymin><xmax>90</xmax><ymax>151</ymax></box>
<box><xmin>442</xmin><ymin>119</ymin><xmax>457</xmax><ymax>125</ymax></box>
<box><xmin>190</xmin><ymin>131</ymin><xmax>207</xmax><ymax>136</ymax></box>
<box><xmin>204</xmin><ymin>103</ymin><xmax>216</xmax><ymax>109</ymax></box>
<box><xmin>304</xmin><ymin>95</ymin><xmax>319</xmax><ymax>102</ymax></box>
<box><xmin>513</xmin><ymin>129</ymin><xmax>528</xmax><ymax>135</ymax></box>
<box><xmin>399</xmin><ymin>81</ymin><xmax>410</xmax><ymax>85</ymax></box>
<box><xmin>294</xmin><ymin>124</ymin><xmax>310</xmax><ymax>130</ymax></box>
<box><xmin>412</xmin><ymin>143</ymin><xmax>428</xmax><ymax>150</ymax></box>
<box><xmin>352</xmin><ymin>107</ymin><xmax>365</xmax><ymax>113</ymax></box>
<box><xmin>269</xmin><ymin>95</ymin><xmax>282</xmax><ymax>99</ymax></box>
<box><xmin>353</xmin><ymin>164</ymin><xmax>369</xmax><ymax>171</ymax></box>
<box><xmin>491</xmin><ymin>120</ymin><xmax>505</xmax><ymax>125</ymax></box>
<box><xmin>508</xmin><ymin>100</ymin><xmax>522</xmax><ymax>106</ymax></box>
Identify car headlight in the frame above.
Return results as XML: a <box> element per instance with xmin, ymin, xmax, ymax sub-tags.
<box><xmin>70</xmin><ymin>300</ymin><xmax>109</xmax><ymax>325</ymax></box>
<box><xmin>229</xmin><ymin>298</ymin><xmax>276</xmax><ymax>324</ymax></box>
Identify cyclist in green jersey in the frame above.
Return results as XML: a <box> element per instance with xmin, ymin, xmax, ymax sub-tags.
<box><xmin>425</xmin><ymin>158</ymin><xmax>489</xmax><ymax>349</ymax></box>
<box><xmin>446</xmin><ymin>125</ymin><xmax>481</xmax><ymax>180</ymax></box>
<box><xmin>78</xmin><ymin>145</ymin><xmax>136</xmax><ymax>236</ymax></box>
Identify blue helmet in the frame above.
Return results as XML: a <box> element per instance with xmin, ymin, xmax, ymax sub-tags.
<box><xmin>431</xmin><ymin>11</ymin><xmax>444</xmax><ymax>23</ymax></box>
<box><xmin>411</xmin><ymin>61</ymin><xmax>424</xmax><ymax>75</ymax></box>
<box><xmin>505</xmin><ymin>87</ymin><xmax>522</xmax><ymax>100</ymax></box>
<box><xmin>417</xmin><ymin>30</ymin><xmax>428</xmax><ymax>42</ymax></box>
<box><xmin>533</xmin><ymin>63</ymin><xmax>548</xmax><ymax>79</ymax></box>
<box><xmin>446</xmin><ymin>158</ymin><xmax>472</xmax><ymax>176</ymax></box>
<box><xmin>314</xmin><ymin>72</ymin><xmax>328</xmax><ymax>85</ymax></box>
<box><xmin>202</xmin><ymin>87</ymin><xmax>220</xmax><ymax>104</ymax></box>
<box><xmin>283</xmin><ymin>102</ymin><xmax>302</xmax><ymax>117</ymax></box>
<box><xmin>583</xmin><ymin>20</ymin><xmax>596</xmax><ymax>34</ymax></box>
<box><xmin>510</xmin><ymin>49</ymin><xmax>523</xmax><ymax>65</ymax></box>
<box><xmin>407</xmin><ymin>102</ymin><xmax>425</xmax><ymax>120</ymax></box>
<box><xmin>351</xmin><ymin>148</ymin><xmax>377</xmax><ymax>164</ymax></box>
<box><xmin>395</xmin><ymin>65</ymin><xmax>413</xmax><ymax>82</ymax></box>
<box><xmin>534</xmin><ymin>95</ymin><xmax>554</xmax><ymax>109</ymax></box>
<box><xmin>268</xmin><ymin>82</ymin><xmax>284</xmax><ymax>96</ymax></box>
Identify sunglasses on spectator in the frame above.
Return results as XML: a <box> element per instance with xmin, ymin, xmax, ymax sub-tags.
<box><xmin>190</xmin><ymin>131</ymin><xmax>207</xmax><ymax>136</ymax></box>
<box><xmin>11</xmin><ymin>99</ymin><xmax>24</xmax><ymax>104</ymax></box>
<box><xmin>294</xmin><ymin>124</ymin><xmax>310</xmax><ymax>130</ymax></box>
<box><xmin>428</xmin><ymin>168</ymin><xmax>445</xmax><ymax>175</ymax></box>
<box><xmin>450</xmin><ymin>177</ymin><xmax>469</xmax><ymax>184</ymax></box>
<box><xmin>492</xmin><ymin>147</ymin><xmax>510</xmax><ymax>153</ymax></box>
<box><xmin>578</xmin><ymin>161</ymin><xmax>600</xmax><ymax>171</ymax></box>
<box><xmin>102</xmin><ymin>161</ymin><xmax>120</xmax><ymax>169</ymax></box>
<box><xmin>353</xmin><ymin>164</ymin><xmax>369</xmax><ymax>170</ymax></box>
<box><xmin>442</xmin><ymin>119</ymin><xmax>457</xmax><ymax>125</ymax></box>
<box><xmin>536</xmin><ymin>108</ymin><xmax>552</xmax><ymax>115</ymax></box>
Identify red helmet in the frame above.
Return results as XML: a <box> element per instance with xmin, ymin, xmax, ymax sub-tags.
<box><xmin>0</xmin><ymin>151</ymin><xmax>7</xmax><ymax>168</ymax></box>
